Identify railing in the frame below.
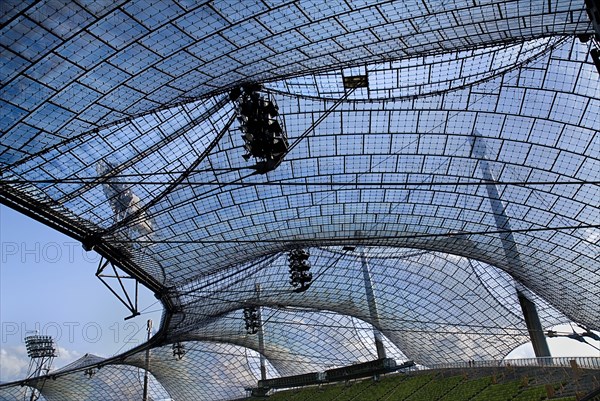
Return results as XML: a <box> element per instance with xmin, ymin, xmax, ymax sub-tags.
<box><xmin>427</xmin><ymin>357</ymin><xmax>600</xmax><ymax>370</ymax></box>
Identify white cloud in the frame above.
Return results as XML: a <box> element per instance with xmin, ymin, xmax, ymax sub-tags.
<box><xmin>0</xmin><ymin>345</ymin><xmax>29</xmax><ymax>383</ymax></box>
<box><xmin>505</xmin><ymin>324</ymin><xmax>600</xmax><ymax>360</ymax></box>
<box><xmin>0</xmin><ymin>345</ymin><xmax>82</xmax><ymax>383</ymax></box>
<box><xmin>547</xmin><ymin>337</ymin><xmax>600</xmax><ymax>357</ymax></box>
<box><xmin>53</xmin><ymin>346</ymin><xmax>81</xmax><ymax>370</ymax></box>
<box><xmin>505</xmin><ymin>343</ymin><xmax>535</xmax><ymax>359</ymax></box>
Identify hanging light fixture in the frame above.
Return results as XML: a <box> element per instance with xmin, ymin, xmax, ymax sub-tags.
<box><xmin>243</xmin><ymin>306</ymin><xmax>260</xmax><ymax>334</ymax></box>
<box><xmin>288</xmin><ymin>249</ymin><xmax>313</xmax><ymax>293</ymax></box>
<box><xmin>230</xmin><ymin>84</ymin><xmax>289</xmax><ymax>173</ymax></box>
<box><xmin>172</xmin><ymin>342</ymin><xmax>186</xmax><ymax>360</ymax></box>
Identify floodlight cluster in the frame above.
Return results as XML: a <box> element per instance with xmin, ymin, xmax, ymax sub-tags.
<box><xmin>230</xmin><ymin>84</ymin><xmax>289</xmax><ymax>173</ymax></box>
<box><xmin>24</xmin><ymin>336</ymin><xmax>56</xmax><ymax>359</ymax></box>
<box><xmin>243</xmin><ymin>306</ymin><xmax>260</xmax><ymax>335</ymax></box>
<box><xmin>288</xmin><ymin>249</ymin><xmax>312</xmax><ymax>293</ymax></box>
<box><xmin>0</xmin><ymin>0</ymin><xmax>599</xmax><ymax>400</ymax></box>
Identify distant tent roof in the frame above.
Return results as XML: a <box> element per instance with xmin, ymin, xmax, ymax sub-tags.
<box><xmin>1</xmin><ymin>1</ymin><xmax>598</xmax><ymax>400</ymax></box>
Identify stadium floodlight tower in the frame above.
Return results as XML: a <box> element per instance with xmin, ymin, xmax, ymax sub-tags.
<box><xmin>24</xmin><ymin>334</ymin><xmax>56</xmax><ymax>400</ymax></box>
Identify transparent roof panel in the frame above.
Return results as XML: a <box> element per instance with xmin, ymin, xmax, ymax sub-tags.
<box><xmin>1</xmin><ymin>1</ymin><xmax>599</xmax><ymax>400</ymax></box>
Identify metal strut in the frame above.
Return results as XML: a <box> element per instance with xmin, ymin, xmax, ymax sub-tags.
<box><xmin>96</xmin><ymin>256</ymin><xmax>140</xmax><ymax>320</ymax></box>
<box><xmin>59</xmin><ymin>95</ymin><xmax>229</xmax><ymax>204</ymax></box>
<box><xmin>278</xmin><ymin>83</ymin><xmax>358</xmax><ymax>158</ymax></box>
<box><xmin>471</xmin><ymin>129</ymin><xmax>551</xmax><ymax>357</ymax></box>
<box><xmin>102</xmin><ymin>111</ymin><xmax>237</xmax><ymax>236</ymax></box>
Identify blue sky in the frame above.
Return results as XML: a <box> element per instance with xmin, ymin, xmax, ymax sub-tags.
<box><xmin>0</xmin><ymin>204</ymin><xmax>597</xmax><ymax>383</ymax></box>
<box><xmin>0</xmin><ymin>205</ymin><xmax>162</xmax><ymax>382</ymax></box>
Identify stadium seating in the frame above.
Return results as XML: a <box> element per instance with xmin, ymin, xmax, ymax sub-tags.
<box><xmin>256</xmin><ymin>365</ymin><xmax>599</xmax><ymax>401</ymax></box>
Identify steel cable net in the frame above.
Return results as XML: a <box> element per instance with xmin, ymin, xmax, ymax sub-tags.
<box><xmin>0</xmin><ymin>0</ymin><xmax>594</xmax><ymax>165</ymax></box>
<box><xmin>0</xmin><ymin>354</ymin><xmax>170</xmax><ymax>401</ymax></box>
<box><xmin>5</xmin><ymin>35</ymin><xmax>597</xmax><ymax>326</ymax></box>
<box><xmin>173</xmin><ymin>247</ymin><xmax>567</xmax><ymax>366</ymax></box>
<box><xmin>175</xmin><ymin>307</ymin><xmax>407</xmax><ymax>376</ymax></box>
<box><xmin>1</xmin><ymin>1</ymin><xmax>599</xmax><ymax>400</ymax></box>
<box><xmin>267</xmin><ymin>36</ymin><xmax>563</xmax><ymax>100</ymax></box>
<box><xmin>123</xmin><ymin>342</ymin><xmax>262</xmax><ymax>401</ymax></box>
<box><xmin>0</xmin><ymin>386</ymin><xmax>45</xmax><ymax>401</ymax></box>
<box><xmin>37</xmin><ymin>367</ymin><xmax>167</xmax><ymax>401</ymax></box>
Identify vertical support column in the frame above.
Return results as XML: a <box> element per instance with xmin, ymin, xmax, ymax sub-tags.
<box><xmin>360</xmin><ymin>250</ymin><xmax>386</xmax><ymax>359</ymax></box>
<box><xmin>255</xmin><ymin>284</ymin><xmax>267</xmax><ymax>381</ymax></box>
<box><xmin>142</xmin><ymin>319</ymin><xmax>152</xmax><ymax>401</ymax></box>
<box><xmin>471</xmin><ymin>131</ymin><xmax>551</xmax><ymax>358</ymax></box>
<box><xmin>584</xmin><ymin>0</ymin><xmax>600</xmax><ymax>41</ymax></box>
<box><xmin>518</xmin><ymin>291</ymin><xmax>552</xmax><ymax>358</ymax></box>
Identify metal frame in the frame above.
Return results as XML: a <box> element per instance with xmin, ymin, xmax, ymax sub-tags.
<box><xmin>95</xmin><ymin>256</ymin><xmax>140</xmax><ymax>320</ymax></box>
